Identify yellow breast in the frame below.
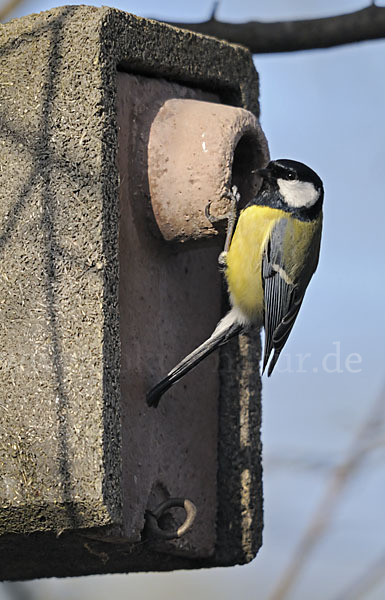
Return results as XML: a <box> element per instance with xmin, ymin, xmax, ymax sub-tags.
<box><xmin>225</xmin><ymin>205</ymin><xmax>288</xmax><ymax>322</ymax></box>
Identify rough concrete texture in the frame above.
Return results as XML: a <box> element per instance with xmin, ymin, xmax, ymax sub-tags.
<box><xmin>0</xmin><ymin>5</ymin><xmax>264</xmax><ymax>578</ymax></box>
<box><xmin>0</xmin><ymin>7</ymin><xmax>121</xmax><ymax>538</ymax></box>
<box><xmin>148</xmin><ymin>99</ymin><xmax>269</xmax><ymax>243</ymax></box>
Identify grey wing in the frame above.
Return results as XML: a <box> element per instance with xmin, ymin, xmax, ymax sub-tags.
<box><xmin>262</xmin><ymin>220</ymin><xmax>306</xmax><ymax>376</ymax></box>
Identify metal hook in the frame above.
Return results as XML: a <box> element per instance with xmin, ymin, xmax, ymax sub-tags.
<box><xmin>145</xmin><ymin>497</ymin><xmax>197</xmax><ymax>540</ymax></box>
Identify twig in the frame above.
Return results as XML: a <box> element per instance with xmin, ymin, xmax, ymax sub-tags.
<box><xmin>209</xmin><ymin>1</ymin><xmax>219</xmax><ymax>21</ymax></box>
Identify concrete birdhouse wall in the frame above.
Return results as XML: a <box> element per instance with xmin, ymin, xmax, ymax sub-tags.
<box><xmin>0</xmin><ymin>6</ymin><xmax>268</xmax><ymax>579</ymax></box>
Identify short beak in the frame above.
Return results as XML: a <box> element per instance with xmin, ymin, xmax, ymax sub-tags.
<box><xmin>256</xmin><ymin>167</ymin><xmax>271</xmax><ymax>178</ymax></box>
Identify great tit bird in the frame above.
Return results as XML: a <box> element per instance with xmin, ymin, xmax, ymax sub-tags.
<box><xmin>147</xmin><ymin>159</ymin><xmax>324</xmax><ymax>408</ymax></box>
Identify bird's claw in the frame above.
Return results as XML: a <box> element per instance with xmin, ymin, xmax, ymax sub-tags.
<box><xmin>205</xmin><ymin>185</ymin><xmax>240</xmax><ymax>225</ymax></box>
<box><xmin>218</xmin><ymin>251</ymin><xmax>227</xmax><ymax>269</ymax></box>
<box><xmin>229</xmin><ymin>185</ymin><xmax>241</xmax><ymax>209</ymax></box>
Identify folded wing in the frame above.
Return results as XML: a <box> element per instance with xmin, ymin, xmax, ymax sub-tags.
<box><xmin>262</xmin><ymin>217</ymin><xmax>320</xmax><ymax>375</ymax></box>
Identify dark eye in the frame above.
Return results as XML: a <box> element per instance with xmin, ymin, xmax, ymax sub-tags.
<box><xmin>287</xmin><ymin>171</ymin><xmax>296</xmax><ymax>180</ymax></box>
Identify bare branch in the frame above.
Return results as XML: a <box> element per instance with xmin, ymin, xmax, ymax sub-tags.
<box><xmin>164</xmin><ymin>5</ymin><xmax>385</xmax><ymax>54</ymax></box>
<box><xmin>331</xmin><ymin>551</ymin><xmax>385</xmax><ymax>600</ymax></box>
<box><xmin>266</xmin><ymin>385</ymin><xmax>385</xmax><ymax>600</ymax></box>
<box><xmin>0</xmin><ymin>0</ymin><xmax>25</xmax><ymax>22</ymax></box>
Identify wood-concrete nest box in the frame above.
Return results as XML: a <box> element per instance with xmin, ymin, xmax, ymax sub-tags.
<box><xmin>0</xmin><ymin>5</ymin><xmax>269</xmax><ymax>579</ymax></box>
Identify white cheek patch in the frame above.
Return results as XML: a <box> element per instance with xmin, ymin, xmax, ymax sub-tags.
<box><xmin>277</xmin><ymin>178</ymin><xmax>320</xmax><ymax>208</ymax></box>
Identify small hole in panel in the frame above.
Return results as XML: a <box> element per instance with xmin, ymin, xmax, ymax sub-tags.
<box><xmin>232</xmin><ymin>131</ymin><xmax>266</xmax><ymax>209</ymax></box>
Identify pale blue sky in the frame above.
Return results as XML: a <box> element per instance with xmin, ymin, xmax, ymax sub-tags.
<box><xmin>2</xmin><ymin>1</ymin><xmax>385</xmax><ymax>599</ymax></box>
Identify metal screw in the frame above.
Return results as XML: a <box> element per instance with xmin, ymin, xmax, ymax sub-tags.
<box><xmin>145</xmin><ymin>497</ymin><xmax>197</xmax><ymax>540</ymax></box>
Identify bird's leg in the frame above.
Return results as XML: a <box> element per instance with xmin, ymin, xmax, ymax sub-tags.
<box><xmin>205</xmin><ymin>186</ymin><xmax>240</xmax><ymax>267</ymax></box>
<box><xmin>218</xmin><ymin>185</ymin><xmax>240</xmax><ymax>267</ymax></box>
<box><xmin>205</xmin><ymin>185</ymin><xmax>240</xmax><ymax>268</ymax></box>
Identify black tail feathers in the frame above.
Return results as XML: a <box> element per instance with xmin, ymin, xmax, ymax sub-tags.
<box><xmin>146</xmin><ymin>310</ymin><xmax>244</xmax><ymax>408</ymax></box>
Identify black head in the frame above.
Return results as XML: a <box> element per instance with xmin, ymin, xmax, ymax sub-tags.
<box><xmin>263</xmin><ymin>159</ymin><xmax>323</xmax><ymax>190</ymax></box>
<box><xmin>257</xmin><ymin>159</ymin><xmax>324</xmax><ymax>218</ymax></box>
